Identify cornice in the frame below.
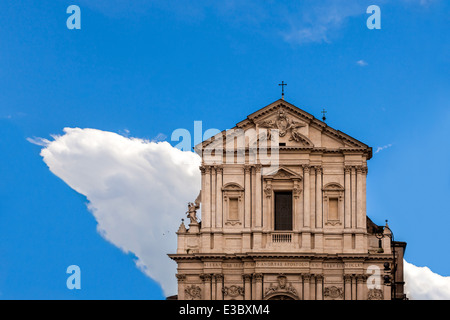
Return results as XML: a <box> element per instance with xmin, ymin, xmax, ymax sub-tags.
<box><xmin>168</xmin><ymin>252</ymin><xmax>395</xmax><ymax>262</ymax></box>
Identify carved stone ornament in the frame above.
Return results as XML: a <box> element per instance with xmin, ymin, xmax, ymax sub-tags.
<box><xmin>324</xmin><ymin>286</ymin><xmax>344</xmax><ymax>300</ymax></box>
<box><xmin>223</xmin><ymin>285</ymin><xmax>244</xmax><ymax>298</ymax></box>
<box><xmin>186</xmin><ymin>200</ymin><xmax>200</xmax><ymax>224</ymax></box>
<box><xmin>264</xmin><ymin>183</ymin><xmax>272</xmax><ymax>198</ymax></box>
<box><xmin>185</xmin><ymin>285</ymin><xmax>202</xmax><ymax>300</ymax></box>
<box><xmin>368</xmin><ymin>288</ymin><xmax>384</xmax><ymax>300</ymax></box>
<box><xmin>225</xmin><ymin>220</ymin><xmax>242</xmax><ymax>226</ymax></box>
<box><xmin>176</xmin><ymin>274</ymin><xmax>186</xmax><ymax>282</ymax></box>
<box><xmin>258</xmin><ymin>107</ymin><xmax>312</xmax><ymax>145</ymax></box>
<box><xmin>264</xmin><ymin>275</ymin><xmax>298</xmax><ymax>297</ymax></box>
<box><xmin>200</xmin><ymin>274</ymin><xmax>212</xmax><ymax>282</ymax></box>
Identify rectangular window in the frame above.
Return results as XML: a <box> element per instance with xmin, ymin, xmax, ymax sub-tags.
<box><xmin>274</xmin><ymin>192</ymin><xmax>293</xmax><ymax>230</ymax></box>
<box><xmin>229</xmin><ymin>198</ymin><xmax>239</xmax><ymax>220</ymax></box>
<box><xmin>329</xmin><ymin>198</ymin><xmax>338</xmax><ymax>220</ymax></box>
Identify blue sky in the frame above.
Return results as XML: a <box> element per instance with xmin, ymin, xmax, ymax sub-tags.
<box><xmin>0</xmin><ymin>0</ymin><xmax>449</xmax><ymax>299</ymax></box>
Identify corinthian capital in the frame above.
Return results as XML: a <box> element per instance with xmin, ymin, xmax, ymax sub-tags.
<box><xmin>302</xmin><ymin>164</ymin><xmax>310</xmax><ymax>174</ymax></box>
<box><xmin>176</xmin><ymin>274</ymin><xmax>186</xmax><ymax>282</ymax></box>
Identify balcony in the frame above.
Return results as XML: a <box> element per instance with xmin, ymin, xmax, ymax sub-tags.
<box><xmin>271</xmin><ymin>232</ymin><xmax>292</xmax><ymax>243</ymax></box>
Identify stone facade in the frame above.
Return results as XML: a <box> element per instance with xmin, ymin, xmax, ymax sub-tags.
<box><xmin>168</xmin><ymin>99</ymin><xmax>406</xmax><ymax>300</ymax></box>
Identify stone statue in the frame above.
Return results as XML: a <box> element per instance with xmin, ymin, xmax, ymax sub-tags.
<box><xmin>186</xmin><ymin>200</ymin><xmax>200</xmax><ymax>224</ymax></box>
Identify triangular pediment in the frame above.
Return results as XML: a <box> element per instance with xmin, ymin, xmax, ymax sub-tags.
<box><xmin>264</xmin><ymin>166</ymin><xmax>302</xmax><ymax>180</ymax></box>
<box><xmin>196</xmin><ymin>99</ymin><xmax>372</xmax><ymax>159</ymax></box>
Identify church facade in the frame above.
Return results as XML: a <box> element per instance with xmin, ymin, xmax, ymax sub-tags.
<box><xmin>168</xmin><ymin>99</ymin><xmax>406</xmax><ymax>300</ymax></box>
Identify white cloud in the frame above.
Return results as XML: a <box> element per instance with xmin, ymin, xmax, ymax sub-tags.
<box><xmin>31</xmin><ymin>128</ymin><xmax>201</xmax><ymax>296</ymax></box>
<box><xmin>26</xmin><ymin>137</ymin><xmax>51</xmax><ymax>147</ymax></box>
<box><xmin>404</xmin><ymin>260</ymin><xmax>450</xmax><ymax>300</ymax></box>
<box><xmin>281</xmin><ymin>1</ymin><xmax>365</xmax><ymax>44</ymax></box>
<box><xmin>375</xmin><ymin>143</ymin><xmax>393</xmax><ymax>153</ymax></box>
<box><xmin>356</xmin><ymin>60</ymin><xmax>368</xmax><ymax>66</ymax></box>
<box><xmin>30</xmin><ymin>128</ymin><xmax>450</xmax><ymax>300</ymax></box>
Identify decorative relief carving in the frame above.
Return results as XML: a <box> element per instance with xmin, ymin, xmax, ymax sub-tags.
<box><xmin>344</xmin><ymin>274</ymin><xmax>352</xmax><ymax>283</ymax></box>
<box><xmin>293</xmin><ymin>184</ymin><xmax>302</xmax><ymax>199</ymax></box>
<box><xmin>223</xmin><ymin>285</ymin><xmax>244</xmax><ymax>298</ymax></box>
<box><xmin>356</xmin><ymin>274</ymin><xmax>368</xmax><ymax>283</ymax></box>
<box><xmin>315</xmin><ymin>274</ymin><xmax>324</xmax><ymax>281</ymax></box>
<box><xmin>264</xmin><ymin>182</ymin><xmax>272</xmax><ymax>198</ymax></box>
<box><xmin>368</xmin><ymin>288</ymin><xmax>384</xmax><ymax>300</ymax></box>
<box><xmin>225</xmin><ymin>220</ymin><xmax>242</xmax><ymax>226</ymax></box>
<box><xmin>258</xmin><ymin>107</ymin><xmax>312</xmax><ymax>146</ymax></box>
<box><xmin>324</xmin><ymin>286</ymin><xmax>344</xmax><ymax>300</ymax></box>
<box><xmin>200</xmin><ymin>274</ymin><xmax>212</xmax><ymax>282</ymax></box>
<box><xmin>214</xmin><ymin>274</ymin><xmax>224</xmax><ymax>282</ymax></box>
<box><xmin>185</xmin><ymin>285</ymin><xmax>202</xmax><ymax>300</ymax></box>
<box><xmin>176</xmin><ymin>274</ymin><xmax>186</xmax><ymax>282</ymax></box>
<box><xmin>302</xmin><ymin>164</ymin><xmax>310</xmax><ymax>175</ymax></box>
<box><xmin>264</xmin><ymin>275</ymin><xmax>297</xmax><ymax>297</ymax></box>
<box><xmin>253</xmin><ymin>273</ymin><xmax>263</xmax><ymax>281</ymax></box>
<box><xmin>243</xmin><ymin>274</ymin><xmax>252</xmax><ymax>282</ymax></box>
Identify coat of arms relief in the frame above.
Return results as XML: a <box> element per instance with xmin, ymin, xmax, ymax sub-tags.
<box><xmin>257</xmin><ymin>107</ymin><xmax>312</xmax><ymax>146</ymax></box>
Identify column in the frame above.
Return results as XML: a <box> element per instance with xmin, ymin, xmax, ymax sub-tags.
<box><xmin>215</xmin><ymin>274</ymin><xmax>224</xmax><ymax>300</ymax></box>
<box><xmin>384</xmin><ymin>280</ymin><xmax>392</xmax><ymax>300</ymax></box>
<box><xmin>315</xmin><ymin>166</ymin><xmax>323</xmax><ymax>252</ymax></box>
<box><xmin>315</xmin><ymin>166</ymin><xmax>323</xmax><ymax>228</ymax></box>
<box><xmin>216</xmin><ymin>166</ymin><xmax>223</xmax><ymax>228</ymax></box>
<box><xmin>351</xmin><ymin>275</ymin><xmax>357</xmax><ymax>300</ymax></box>
<box><xmin>303</xmin><ymin>165</ymin><xmax>310</xmax><ymax>227</ymax></box>
<box><xmin>298</xmin><ymin>275</ymin><xmax>304</xmax><ymax>300</ymax></box>
<box><xmin>303</xmin><ymin>274</ymin><xmax>311</xmax><ymax>300</ymax></box>
<box><xmin>357</xmin><ymin>275</ymin><xmax>366</xmax><ymax>300</ymax></box>
<box><xmin>362</xmin><ymin>167</ymin><xmax>368</xmax><ymax>230</ymax></box>
<box><xmin>253</xmin><ymin>165</ymin><xmax>262</xmax><ymax>249</ymax></box>
<box><xmin>310</xmin><ymin>275</ymin><xmax>316</xmax><ymax>300</ymax></box>
<box><xmin>356</xmin><ymin>166</ymin><xmax>363</xmax><ymax>229</ymax></box>
<box><xmin>252</xmin><ymin>167</ymin><xmax>256</xmax><ymax>228</ymax></box>
<box><xmin>302</xmin><ymin>165</ymin><xmax>311</xmax><ymax>250</ymax></box>
<box><xmin>344</xmin><ymin>274</ymin><xmax>352</xmax><ymax>300</ymax></box>
<box><xmin>316</xmin><ymin>275</ymin><xmax>323</xmax><ymax>300</ymax></box>
<box><xmin>310</xmin><ymin>167</ymin><xmax>316</xmax><ymax>230</ymax></box>
<box><xmin>243</xmin><ymin>274</ymin><xmax>252</xmax><ymax>300</ymax></box>
<box><xmin>255</xmin><ymin>164</ymin><xmax>262</xmax><ymax>228</ymax></box>
<box><xmin>211</xmin><ymin>166</ymin><xmax>216</xmax><ymax>230</ymax></box>
<box><xmin>200</xmin><ymin>274</ymin><xmax>212</xmax><ymax>300</ymax></box>
<box><xmin>351</xmin><ymin>166</ymin><xmax>356</xmax><ymax>229</ymax></box>
<box><xmin>344</xmin><ymin>166</ymin><xmax>351</xmax><ymax>228</ymax></box>
<box><xmin>244</xmin><ymin>165</ymin><xmax>252</xmax><ymax>229</ymax></box>
<box><xmin>264</xmin><ymin>179</ymin><xmax>273</xmax><ymax>231</ymax></box>
<box><xmin>201</xmin><ymin>166</ymin><xmax>211</xmax><ymax>229</ymax></box>
<box><xmin>176</xmin><ymin>274</ymin><xmax>186</xmax><ymax>300</ymax></box>
<box><xmin>254</xmin><ymin>273</ymin><xmax>263</xmax><ymax>300</ymax></box>
<box><xmin>243</xmin><ymin>166</ymin><xmax>252</xmax><ymax>250</ymax></box>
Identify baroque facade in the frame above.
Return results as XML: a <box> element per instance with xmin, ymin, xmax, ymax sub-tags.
<box><xmin>168</xmin><ymin>99</ymin><xmax>406</xmax><ymax>300</ymax></box>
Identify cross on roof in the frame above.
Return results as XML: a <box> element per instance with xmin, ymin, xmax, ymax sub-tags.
<box><xmin>278</xmin><ymin>81</ymin><xmax>287</xmax><ymax>99</ymax></box>
<box><xmin>321</xmin><ymin>109</ymin><xmax>327</xmax><ymax>122</ymax></box>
